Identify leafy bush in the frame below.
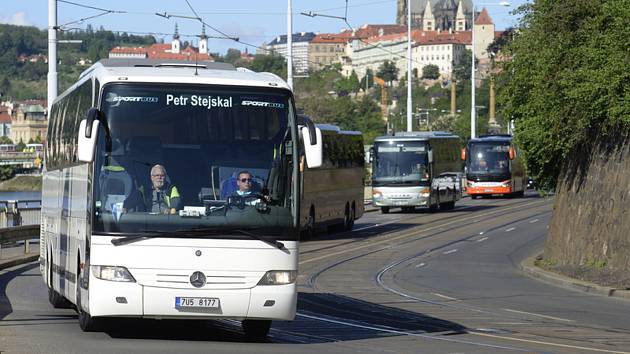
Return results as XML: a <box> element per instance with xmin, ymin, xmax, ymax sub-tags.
<box><xmin>498</xmin><ymin>0</ymin><xmax>630</xmax><ymax>189</ymax></box>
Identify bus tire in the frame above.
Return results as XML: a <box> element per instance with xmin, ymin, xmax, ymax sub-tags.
<box><xmin>440</xmin><ymin>201</ymin><xmax>455</xmax><ymax>210</ymax></box>
<box><xmin>48</xmin><ymin>253</ymin><xmax>70</xmax><ymax>309</ymax></box>
<box><xmin>344</xmin><ymin>203</ymin><xmax>355</xmax><ymax>231</ymax></box>
<box><xmin>242</xmin><ymin>319</ymin><xmax>271</xmax><ymax>339</ymax></box>
<box><xmin>380</xmin><ymin>207</ymin><xmax>390</xmax><ymax>214</ymax></box>
<box><xmin>303</xmin><ymin>207</ymin><xmax>316</xmax><ymax>239</ymax></box>
<box><xmin>76</xmin><ymin>259</ymin><xmax>101</xmax><ymax>332</ymax></box>
<box><xmin>429</xmin><ymin>204</ymin><xmax>438</xmax><ymax>212</ymax></box>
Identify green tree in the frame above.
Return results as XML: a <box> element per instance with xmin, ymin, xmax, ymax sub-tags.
<box><xmin>15</xmin><ymin>139</ymin><xmax>25</xmax><ymax>152</ymax></box>
<box><xmin>453</xmin><ymin>49</ymin><xmax>473</xmax><ymax>83</ymax></box>
<box><xmin>422</xmin><ymin>64</ymin><xmax>440</xmax><ymax>79</ymax></box>
<box><xmin>224</xmin><ymin>48</ymin><xmax>241</xmax><ymax>64</ymax></box>
<box><xmin>0</xmin><ymin>136</ymin><xmax>13</xmax><ymax>144</ymax></box>
<box><xmin>376</xmin><ymin>60</ymin><xmax>399</xmax><ymax>84</ymax></box>
<box><xmin>498</xmin><ymin>0</ymin><xmax>630</xmax><ymax>189</ymax></box>
<box><xmin>249</xmin><ymin>54</ymin><xmax>287</xmax><ymax>79</ymax></box>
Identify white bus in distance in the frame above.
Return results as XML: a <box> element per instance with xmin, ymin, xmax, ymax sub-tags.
<box><xmin>40</xmin><ymin>59</ymin><xmax>323</xmax><ymax>337</ymax></box>
<box><xmin>299</xmin><ymin>122</ymin><xmax>365</xmax><ymax>237</ymax></box>
<box><xmin>371</xmin><ymin>131</ymin><xmax>463</xmax><ymax>213</ymax></box>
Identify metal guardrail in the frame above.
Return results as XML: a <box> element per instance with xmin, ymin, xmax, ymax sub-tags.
<box><xmin>0</xmin><ymin>225</ymin><xmax>40</xmax><ymax>258</ymax></box>
<box><xmin>0</xmin><ymin>200</ymin><xmax>41</xmax><ymax>228</ymax></box>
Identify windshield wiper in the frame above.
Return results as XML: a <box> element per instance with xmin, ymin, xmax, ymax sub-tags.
<box><xmin>111</xmin><ymin>228</ymin><xmax>286</xmax><ymax>250</ymax></box>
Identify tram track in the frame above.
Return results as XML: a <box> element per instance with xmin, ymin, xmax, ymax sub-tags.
<box><xmin>293</xmin><ymin>196</ymin><xmax>630</xmax><ymax>353</ymax></box>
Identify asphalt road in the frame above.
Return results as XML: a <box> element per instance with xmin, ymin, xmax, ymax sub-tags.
<box><xmin>2</xmin><ymin>192</ymin><xmax>630</xmax><ymax>353</ymax></box>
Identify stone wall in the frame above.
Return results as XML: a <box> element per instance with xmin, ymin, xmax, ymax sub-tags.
<box><xmin>544</xmin><ymin>129</ymin><xmax>630</xmax><ymax>287</ymax></box>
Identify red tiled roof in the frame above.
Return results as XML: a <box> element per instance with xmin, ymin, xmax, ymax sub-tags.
<box><xmin>413</xmin><ymin>30</ymin><xmax>471</xmax><ymax>45</ymax></box>
<box><xmin>110</xmin><ymin>43</ymin><xmax>214</xmax><ymax>61</ymax></box>
<box><xmin>475</xmin><ymin>8</ymin><xmax>493</xmax><ymax>25</ymax></box>
<box><xmin>311</xmin><ymin>33</ymin><xmax>350</xmax><ymax>44</ymax></box>
<box><xmin>0</xmin><ymin>111</ymin><xmax>11</xmax><ymax>124</ymax></box>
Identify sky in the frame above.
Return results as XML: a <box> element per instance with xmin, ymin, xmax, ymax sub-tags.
<box><xmin>1</xmin><ymin>0</ymin><xmax>527</xmax><ymax>55</ymax></box>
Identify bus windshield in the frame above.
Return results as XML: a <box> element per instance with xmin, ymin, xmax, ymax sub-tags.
<box><xmin>372</xmin><ymin>141</ymin><xmax>429</xmax><ymax>185</ymax></box>
<box><xmin>92</xmin><ymin>83</ymin><xmax>296</xmax><ymax>239</ymax></box>
<box><xmin>468</xmin><ymin>143</ymin><xmax>510</xmax><ymax>174</ymax></box>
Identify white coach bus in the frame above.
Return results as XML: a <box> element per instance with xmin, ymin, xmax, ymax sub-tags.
<box><xmin>40</xmin><ymin>59</ymin><xmax>322</xmax><ymax>336</ymax></box>
<box><xmin>371</xmin><ymin>131</ymin><xmax>462</xmax><ymax>213</ymax></box>
<box><xmin>299</xmin><ymin>122</ymin><xmax>365</xmax><ymax>237</ymax></box>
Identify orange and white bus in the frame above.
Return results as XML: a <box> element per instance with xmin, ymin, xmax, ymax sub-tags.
<box><xmin>462</xmin><ymin>134</ymin><xmax>527</xmax><ymax>198</ymax></box>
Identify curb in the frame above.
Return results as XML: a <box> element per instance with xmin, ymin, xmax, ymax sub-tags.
<box><xmin>0</xmin><ymin>254</ymin><xmax>39</xmax><ymax>271</ymax></box>
<box><xmin>519</xmin><ymin>255</ymin><xmax>630</xmax><ymax>301</ymax></box>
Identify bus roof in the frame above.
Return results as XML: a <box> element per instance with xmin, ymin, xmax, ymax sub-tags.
<box><xmin>470</xmin><ymin>134</ymin><xmax>513</xmax><ymax>143</ymax></box>
<box><xmin>316</xmin><ymin>123</ymin><xmax>362</xmax><ymax>136</ymax></box>
<box><xmin>76</xmin><ymin>59</ymin><xmax>291</xmax><ymax>92</ymax></box>
<box><xmin>374</xmin><ymin>131</ymin><xmax>458</xmax><ymax>142</ymax></box>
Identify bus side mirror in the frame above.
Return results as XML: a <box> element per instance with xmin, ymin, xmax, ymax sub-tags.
<box><xmin>369</xmin><ymin>147</ymin><xmax>375</xmax><ymax>163</ymax></box>
<box><xmin>509</xmin><ymin>145</ymin><xmax>515</xmax><ymax>160</ymax></box>
<box><xmin>301</xmin><ymin>126</ymin><xmax>322</xmax><ymax>168</ymax></box>
<box><xmin>461</xmin><ymin>147</ymin><xmax>466</xmax><ymax>161</ymax></box>
<box><xmin>78</xmin><ymin>108</ymin><xmax>102</xmax><ymax>162</ymax></box>
<box><xmin>428</xmin><ymin>149</ymin><xmax>434</xmax><ymax>164</ymax></box>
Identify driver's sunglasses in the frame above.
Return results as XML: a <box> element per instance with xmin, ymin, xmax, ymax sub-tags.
<box><xmin>240</xmin><ymin>178</ymin><xmax>252</xmax><ymax>183</ymax></box>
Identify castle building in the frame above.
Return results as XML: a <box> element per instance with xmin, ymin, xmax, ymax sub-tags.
<box><xmin>397</xmin><ymin>0</ymin><xmax>473</xmax><ymax>31</ymax></box>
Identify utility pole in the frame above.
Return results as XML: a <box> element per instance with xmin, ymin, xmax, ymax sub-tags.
<box><xmin>47</xmin><ymin>0</ymin><xmax>57</xmax><ymax>113</ymax></box>
<box><xmin>287</xmin><ymin>0</ymin><xmax>293</xmax><ymax>90</ymax></box>
<box><xmin>406</xmin><ymin>0</ymin><xmax>413</xmax><ymax>132</ymax></box>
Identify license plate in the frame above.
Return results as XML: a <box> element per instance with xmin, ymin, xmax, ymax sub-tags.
<box><xmin>392</xmin><ymin>200</ymin><xmax>407</xmax><ymax>206</ymax></box>
<box><xmin>485</xmin><ymin>189</ymin><xmax>493</xmax><ymax>192</ymax></box>
<box><xmin>175</xmin><ymin>297</ymin><xmax>220</xmax><ymax>309</ymax></box>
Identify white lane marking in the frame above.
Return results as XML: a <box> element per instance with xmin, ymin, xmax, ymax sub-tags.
<box><xmin>472</xmin><ymin>331</ymin><xmax>630</xmax><ymax>354</ymax></box>
<box><xmin>505</xmin><ymin>227</ymin><xmax>516</xmax><ymax>232</ymax></box>
<box><xmin>529</xmin><ymin>219</ymin><xmax>539</xmax><ymax>223</ymax></box>
<box><xmin>297</xmin><ymin>313</ymin><xmax>527</xmax><ymax>352</ymax></box>
<box><xmin>300</xmin><ymin>199</ymin><xmax>548</xmax><ymax>265</ymax></box>
<box><xmin>415</xmin><ymin>262</ymin><xmax>426</xmax><ymax>268</ymax></box>
<box><xmin>503</xmin><ymin>308</ymin><xmax>574</xmax><ymax>322</ymax></box>
<box><xmin>477</xmin><ymin>237</ymin><xmax>489</xmax><ymax>242</ymax></box>
<box><xmin>432</xmin><ymin>292</ymin><xmax>458</xmax><ymax>301</ymax></box>
<box><xmin>443</xmin><ymin>249</ymin><xmax>458</xmax><ymax>255</ymax></box>
<box><xmin>479</xmin><ymin>231</ymin><xmax>485</xmax><ymax>235</ymax></box>
<box><xmin>352</xmin><ymin>216</ymin><xmax>405</xmax><ymax>232</ymax></box>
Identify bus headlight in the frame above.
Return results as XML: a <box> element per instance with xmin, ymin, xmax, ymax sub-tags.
<box><xmin>372</xmin><ymin>191</ymin><xmax>383</xmax><ymax>199</ymax></box>
<box><xmin>92</xmin><ymin>265</ymin><xmax>136</xmax><ymax>282</ymax></box>
<box><xmin>257</xmin><ymin>270</ymin><xmax>297</xmax><ymax>285</ymax></box>
<box><xmin>419</xmin><ymin>188</ymin><xmax>430</xmax><ymax>198</ymax></box>
<box><xmin>501</xmin><ymin>180</ymin><xmax>511</xmax><ymax>188</ymax></box>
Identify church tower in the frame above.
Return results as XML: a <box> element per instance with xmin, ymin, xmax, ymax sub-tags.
<box><xmin>199</xmin><ymin>25</ymin><xmax>208</xmax><ymax>54</ymax></box>
<box><xmin>171</xmin><ymin>23</ymin><xmax>181</xmax><ymax>54</ymax></box>
<box><xmin>422</xmin><ymin>0</ymin><xmax>435</xmax><ymax>31</ymax></box>
<box><xmin>455</xmin><ymin>0</ymin><xmax>466</xmax><ymax>31</ymax></box>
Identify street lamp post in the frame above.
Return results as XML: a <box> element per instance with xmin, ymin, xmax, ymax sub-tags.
<box><xmin>406</xmin><ymin>0</ymin><xmax>413</xmax><ymax>132</ymax></box>
<box><xmin>470</xmin><ymin>1</ymin><xmax>510</xmax><ymax>139</ymax></box>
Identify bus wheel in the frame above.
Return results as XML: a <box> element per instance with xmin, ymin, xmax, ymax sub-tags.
<box><xmin>76</xmin><ymin>263</ymin><xmax>101</xmax><ymax>332</ymax></box>
<box><xmin>440</xmin><ymin>201</ymin><xmax>455</xmax><ymax>210</ymax></box>
<box><xmin>242</xmin><ymin>319</ymin><xmax>271</xmax><ymax>339</ymax></box>
<box><xmin>429</xmin><ymin>204</ymin><xmax>438</xmax><ymax>212</ymax></box>
<box><xmin>303</xmin><ymin>208</ymin><xmax>316</xmax><ymax>239</ymax></box>
<box><xmin>344</xmin><ymin>204</ymin><xmax>355</xmax><ymax>231</ymax></box>
<box><xmin>47</xmin><ymin>254</ymin><xmax>69</xmax><ymax>308</ymax></box>
<box><xmin>380</xmin><ymin>207</ymin><xmax>390</xmax><ymax>214</ymax></box>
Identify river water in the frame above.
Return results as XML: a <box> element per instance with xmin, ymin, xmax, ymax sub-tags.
<box><xmin>0</xmin><ymin>191</ymin><xmax>42</xmax><ymax>201</ymax></box>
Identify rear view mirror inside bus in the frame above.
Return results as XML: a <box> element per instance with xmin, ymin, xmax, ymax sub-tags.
<box><xmin>301</xmin><ymin>126</ymin><xmax>322</xmax><ymax>168</ymax></box>
<box><xmin>78</xmin><ymin>118</ymin><xmax>100</xmax><ymax>162</ymax></box>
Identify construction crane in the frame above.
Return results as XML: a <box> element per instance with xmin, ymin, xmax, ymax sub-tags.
<box><xmin>373</xmin><ymin>76</ymin><xmax>387</xmax><ymax>121</ymax></box>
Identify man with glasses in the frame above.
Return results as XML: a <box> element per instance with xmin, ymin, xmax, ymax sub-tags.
<box><xmin>124</xmin><ymin>164</ymin><xmax>181</xmax><ymax>214</ymax></box>
<box><xmin>234</xmin><ymin>171</ymin><xmax>255</xmax><ymax>197</ymax></box>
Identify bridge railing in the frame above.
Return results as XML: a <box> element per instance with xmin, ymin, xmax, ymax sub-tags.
<box><xmin>0</xmin><ymin>225</ymin><xmax>40</xmax><ymax>261</ymax></box>
<box><xmin>0</xmin><ymin>200</ymin><xmax>41</xmax><ymax>228</ymax></box>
